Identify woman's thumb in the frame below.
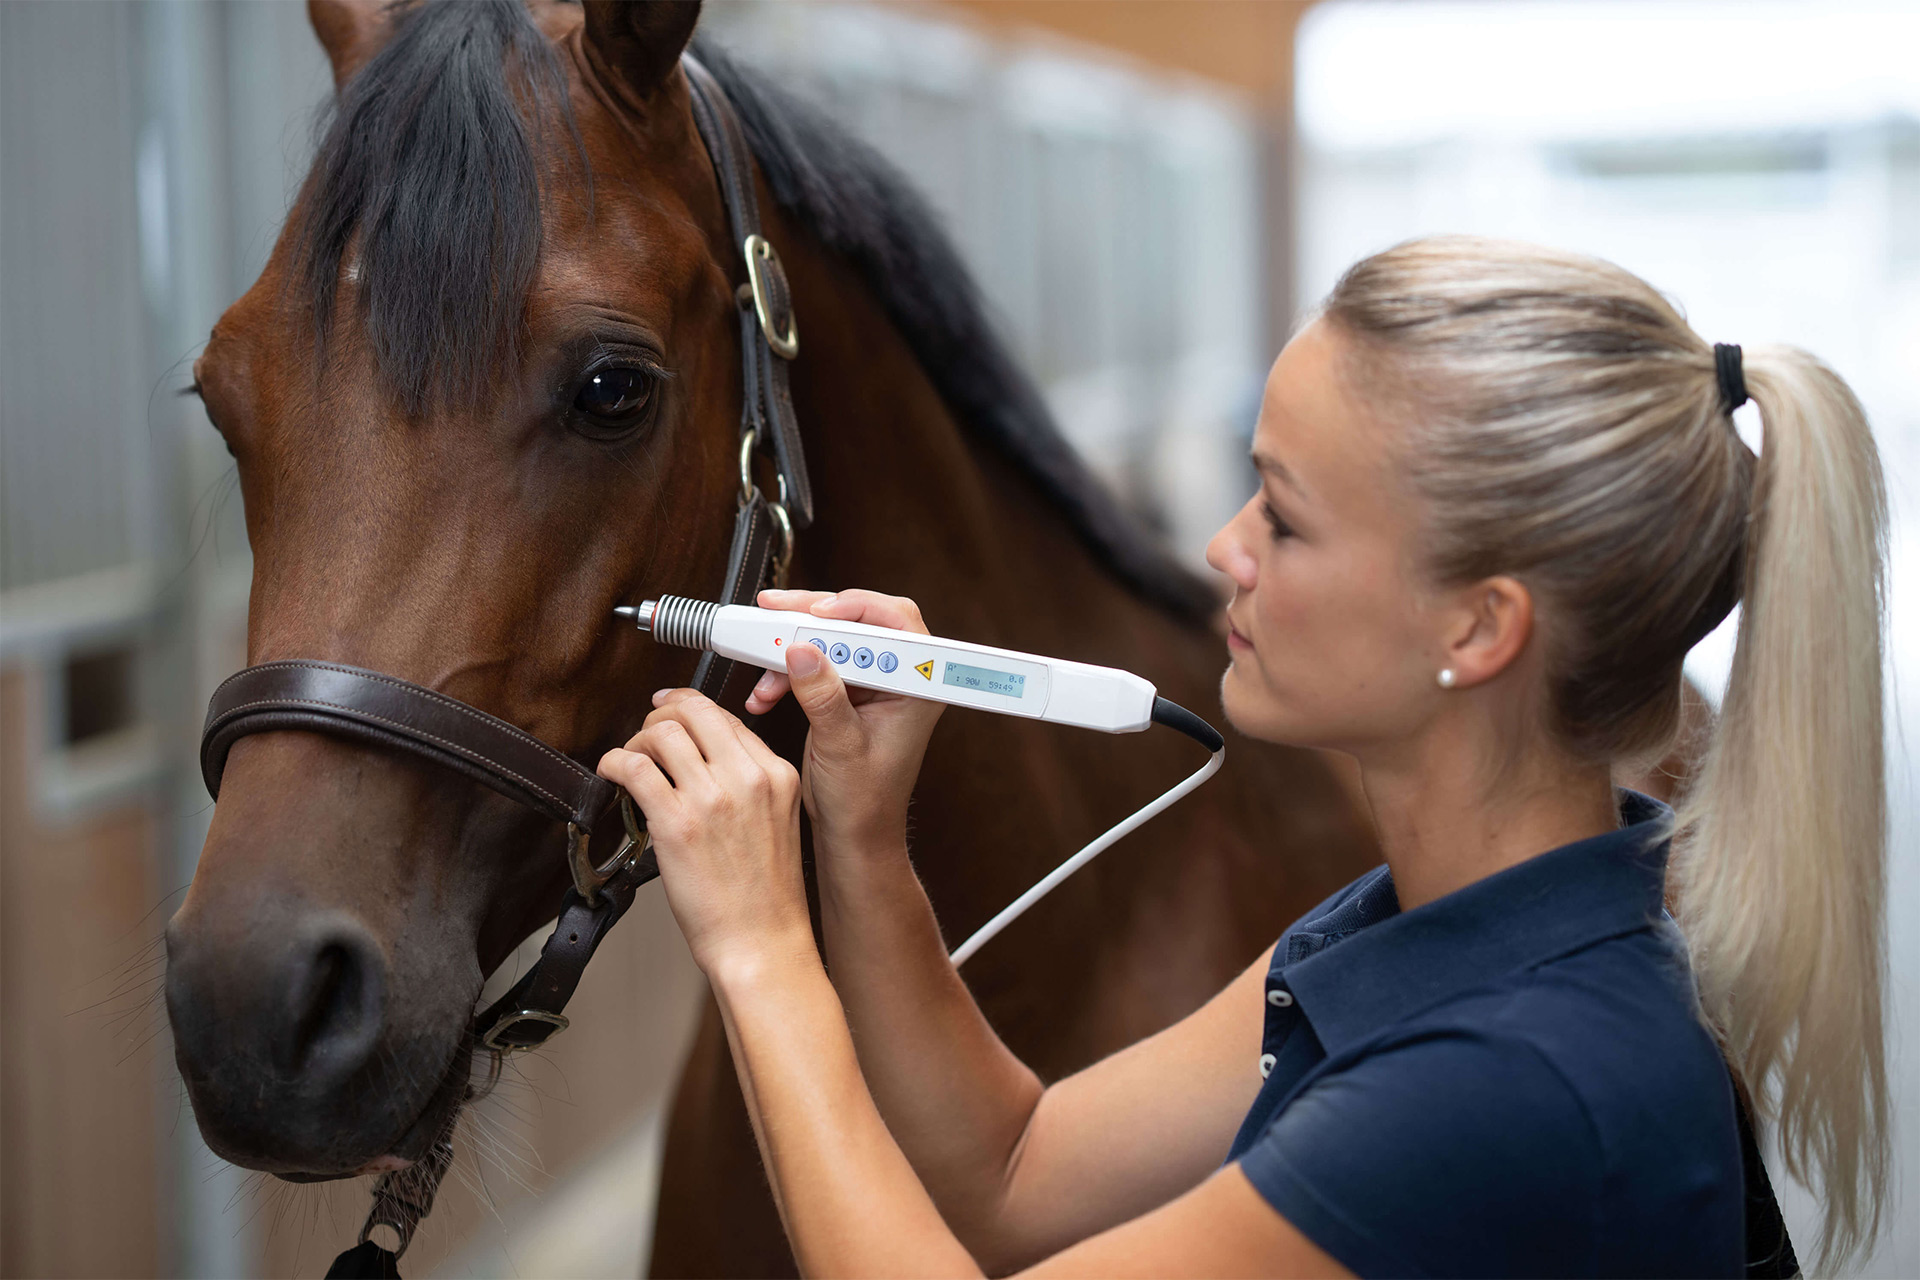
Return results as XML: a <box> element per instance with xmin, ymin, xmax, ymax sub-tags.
<box><xmin>785</xmin><ymin>643</ymin><xmax>861</xmax><ymax>743</ymax></box>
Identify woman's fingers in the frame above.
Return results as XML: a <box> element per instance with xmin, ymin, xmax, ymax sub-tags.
<box><xmin>646</xmin><ymin>691</ymin><xmax>777</xmax><ymax>790</ymax></box>
<box><xmin>783</xmin><ymin>640</ymin><xmax>866</xmax><ymax>753</ymax></box>
<box><xmin>727</xmin><ymin>707</ymin><xmax>793</xmax><ymax>773</ymax></box>
<box><xmin>755</xmin><ymin>588</ymin><xmax>838</xmax><ymax>613</ymax></box>
<box><xmin>597</xmin><ymin>747</ymin><xmax>677</xmax><ymax>820</ymax></box>
<box><xmin>635</xmin><ymin>716</ymin><xmax>711</xmax><ymax>793</ymax></box>
<box><xmin>806</xmin><ymin>588</ymin><xmax>930</xmax><ymax>636</ymax></box>
<box><xmin>745</xmin><ymin>668</ymin><xmax>791</xmax><ymax>715</ymax></box>
<box><xmin>742</xmin><ymin>589</ymin><xmax>928</xmax><ymax>713</ymax></box>
<box><xmin>757</xmin><ymin>586</ymin><xmax>930</xmax><ymax>636</ymax></box>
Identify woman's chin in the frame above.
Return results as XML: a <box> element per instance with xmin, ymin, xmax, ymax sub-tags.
<box><xmin>1217</xmin><ymin>662</ymin><xmax>1267</xmax><ymax>738</ymax></box>
<box><xmin>1220</xmin><ymin>663</ymin><xmax>1318</xmax><ymax>748</ymax></box>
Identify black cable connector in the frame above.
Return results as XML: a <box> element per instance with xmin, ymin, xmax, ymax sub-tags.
<box><xmin>1150</xmin><ymin>696</ymin><xmax>1225</xmax><ymax>752</ymax></box>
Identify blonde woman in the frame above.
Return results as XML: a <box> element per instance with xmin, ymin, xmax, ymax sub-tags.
<box><xmin>600</xmin><ymin>236</ymin><xmax>1888</xmax><ymax>1277</ymax></box>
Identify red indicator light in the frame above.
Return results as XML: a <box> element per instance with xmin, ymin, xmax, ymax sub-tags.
<box><xmin>774</xmin><ymin>637</ymin><xmax>783</xmax><ymax>646</ymax></box>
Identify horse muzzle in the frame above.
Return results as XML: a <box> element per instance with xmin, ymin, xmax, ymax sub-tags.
<box><xmin>165</xmin><ymin>898</ymin><xmax>470</xmax><ymax>1176</ymax></box>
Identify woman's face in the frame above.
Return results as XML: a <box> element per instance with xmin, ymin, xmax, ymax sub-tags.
<box><xmin>1205</xmin><ymin>319</ymin><xmax>1448</xmax><ymax>755</ymax></box>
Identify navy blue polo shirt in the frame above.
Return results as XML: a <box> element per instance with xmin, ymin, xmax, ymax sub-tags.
<box><xmin>1227</xmin><ymin>790</ymin><xmax>1743</xmax><ymax>1278</ymax></box>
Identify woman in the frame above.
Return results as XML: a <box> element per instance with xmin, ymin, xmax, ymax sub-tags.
<box><xmin>600</xmin><ymin>237</ymin><xmax>1889</xmax><ymax>1277</ymax></box>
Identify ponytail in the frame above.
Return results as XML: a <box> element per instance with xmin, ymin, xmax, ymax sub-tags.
<box><xmin>1671</xmin><ymin>345</ymin><xmax>1890</xmax><ymax>1269</ymax></box>
<box><xmin>1325</xmin><ymin>239</ymin><xmax>1893</xmax><ymax>1267</ymax></box>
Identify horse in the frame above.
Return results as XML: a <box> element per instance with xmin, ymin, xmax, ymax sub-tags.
<box><xmin>163</xmin><ymin>1</ymin><xmax>1380</xmax><ymax>1273</ymax></box>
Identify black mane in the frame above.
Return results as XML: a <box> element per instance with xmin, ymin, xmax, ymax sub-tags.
<box><xmin>692</xmin><ymin>41</ymin><xmax>1217</xmax><ymax>622</ymax></box>
<box><xmin>298</xmin><ymin>1</ymin><xmax>1215</xmax><ymax>622</ymax></box>
<box><xmin>297</xmin><ymin>0</ymin><xmax>578</xmax><ymax>416</ymax></box>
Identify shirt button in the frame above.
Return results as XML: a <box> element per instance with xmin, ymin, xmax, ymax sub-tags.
<box><xmin>1259</xmin><ymin>1053</ymin><xmax>1276</xmax><ymax>1079</ymax></box>
<box><xmin>1267</xmin><ymin>988</ymin><xmax>1294</xmax><ymax>1008</ymax></box>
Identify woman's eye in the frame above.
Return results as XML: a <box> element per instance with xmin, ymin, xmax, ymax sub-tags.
<box><xmin>1262</xmin><ymin>503</ymin><xmax>1294</xmax><ymax>540</ymax></box>
<box><xmin>572</xmin><ymin>367</ymin><xmax>653</xmax><ymax>427</ymax></box>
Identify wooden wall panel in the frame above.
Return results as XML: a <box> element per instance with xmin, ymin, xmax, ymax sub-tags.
<box><xmin>0</xmin><ymin>664</ymin><xmax>163</xmax><ymax>1279</ymax></box>
<box><xmin>937</xmin><ymin>0</ymin><xmax>1309</xmax><ymax>100</ymax></box>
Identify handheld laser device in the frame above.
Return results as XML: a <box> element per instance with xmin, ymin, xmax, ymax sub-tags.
<box><xmin>618</xmin><ymin>596</ymin><xmax>1226</xmax><ymax>964</ymax></box>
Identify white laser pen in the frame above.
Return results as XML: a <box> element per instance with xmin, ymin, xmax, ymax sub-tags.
<box><xmin>617</xmin><ymin>596</ymin><xmax>1225</xmax><ymax>965</ymax></box>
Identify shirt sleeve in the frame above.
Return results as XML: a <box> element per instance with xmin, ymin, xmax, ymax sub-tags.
<box><xmin>1234</xmin><ymin>1029</ymin><xmax>1603</xmax><ymax>1279</ymax></box>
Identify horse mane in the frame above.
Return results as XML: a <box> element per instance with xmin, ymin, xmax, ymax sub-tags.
<box><xmin>297</xmin><ymin>0</ymin><xmax>1216</xmax><ymax>622</ymax></box>
<box><xmin>692</xmin><ymin>40</ymin><xmax>1217</xmax><ymax>623</ymax></box>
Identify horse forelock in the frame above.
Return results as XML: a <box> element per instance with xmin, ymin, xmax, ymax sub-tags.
<box><xmin>296</xmin><ymin>0</ymin><xmax>583</xmax><ymax>416</ymax></box>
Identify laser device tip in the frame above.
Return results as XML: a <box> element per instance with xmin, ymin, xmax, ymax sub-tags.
<box><xmin>613</xmin><ymin>601</ymin><xmax>658</xmax><ymax>633</ymax></box>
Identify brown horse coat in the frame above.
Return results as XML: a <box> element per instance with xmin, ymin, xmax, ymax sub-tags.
<box><xmin>164</xmin><ymin>2</ymin><xmax>1380</xmax><ymax>1273</ymax></box>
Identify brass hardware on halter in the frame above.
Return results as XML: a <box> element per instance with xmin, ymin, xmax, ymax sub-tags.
<box><xmin>480</xmin><ymin>1008</ymin><xmax>570</xmax><ymax>1055</ymax></box>
<box><xmin>736</xmin><ymin>425</ymin><xmax>796</xmax><ymax>588</ymax></box>
<box><xmin>357</xmin><ymin>1129</ymin><xmax>455</xmax><ymax>1261</ymax></box>
<box><xmin>738</xmin><ymin>427</ymin><xmax>760</xmax><ymax>508</ymax></box>
<box><xmin>745</xmin><ymin>234</ymin><xmax>799</xmax><ymax>359</ymax></box>
<box><xmin>566</xmin><ymin>794</ymin><xmax>651</xmax><ymax>903</ymax></box>
<box><xmin>767</xmin><ymin>498</ymin><xmax>795</xmax><ymax>588</ymax></box>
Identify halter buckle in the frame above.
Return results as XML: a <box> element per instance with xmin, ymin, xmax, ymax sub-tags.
<box><xmin>745</xmin><ymin>234</ymin><xmax>799</xmax><ymax>359</ymax></box>
<box><xmin>566</xmin><ymin>795</ymin><xmax>650</xmax><ymax>903</ymax></box>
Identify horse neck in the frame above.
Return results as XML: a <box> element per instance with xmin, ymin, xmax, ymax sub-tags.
<box><xmin>774</xmin><ymin>234</ymin><xmax>1219</xmax><ymax>685</ymax></box>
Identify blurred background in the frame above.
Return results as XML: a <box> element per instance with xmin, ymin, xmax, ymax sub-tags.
<box><xmin>1</xmin><ymin>0</ymin><xmax>1914</xmax><ymax>1275</ymax></box>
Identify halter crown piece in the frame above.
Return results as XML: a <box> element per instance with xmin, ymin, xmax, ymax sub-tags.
<box><xmin>1714</xmin><ymin>342</ymin><xmax>1748</xmax><ymax>414</ymax></box>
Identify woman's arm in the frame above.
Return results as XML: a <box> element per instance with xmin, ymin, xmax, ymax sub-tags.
<box><xmin>734</xmin><ymin>590</ymin><xmax>1269</xmax><ymax>1268</ymax></box>
<box><xmin>814</xmin><ymin>831</ymin><xmax>1274</xmax><ymax>1270</ymax></box>
<box><xmin>707</xmin><ymin>932</ymin><xmax>978</xmax><ymax>1277</ymax></box>
<box><xmin>599</xmin><ymin>689</ymin><xmax>1336</xmax><ymax>1278</ymax></box>
<box><xmin>709</xmin><ymin>922</ymin><xmax>1344</xmax><ymax>1280</ymax></box>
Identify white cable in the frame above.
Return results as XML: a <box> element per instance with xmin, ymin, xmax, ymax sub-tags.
<box><xmin>948</xmin><ymin>746</ymin><xmax>1226</xmax><ymax>967</ymax></box>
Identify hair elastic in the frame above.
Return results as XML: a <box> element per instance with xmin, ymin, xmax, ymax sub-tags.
<box><xmin>1714</xmin><ymin>343</ymin><xmax>1748</xmax><ymax>414</ymax></box>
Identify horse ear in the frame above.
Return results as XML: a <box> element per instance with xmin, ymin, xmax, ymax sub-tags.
<box><xmin>581</xmin><ymin>0</ymin><xmax>702</xmax><ymax>105</ymax></box>
<box><xmin>308</xmin><ymin>0</ymin><xmax>400</xmax><ymax>88</ymax></box>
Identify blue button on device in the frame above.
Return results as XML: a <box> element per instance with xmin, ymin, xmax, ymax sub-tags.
<box><xmin>808</xmin><ymin>638</ymin><xmax>828</xmax><ymax>654</ymax></box>
<box><xmin>853</xmin><ymin>647</ymin><xmax>874</xmax><ymax>669</ymax></box>
<box><xmin>877</xmin><ymin>651</ymin><xmax>898</xmax><ymax>673</ymax></box>
<box><xmin>829</xmin><ymin>642</ymin><xmax>851</xmax><ymax>664</ymax></box>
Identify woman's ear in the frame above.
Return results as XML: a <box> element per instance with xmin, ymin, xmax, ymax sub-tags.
<box><xmin>308</xmin><ymin>0</ymin><xmax>401</xmax><ymax>90</ymax></box>
<box><xmin>581</xmin><ymin>0</ymin><xmax>703</xmax><ymax>110</ymax></box>
<box><xmin>1440</xmin><ymin>576</ymin><xmax>1534</xmax><ymax>689</ymax></box>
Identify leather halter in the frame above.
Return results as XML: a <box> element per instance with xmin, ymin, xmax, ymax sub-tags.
<box><xmin>203</xmin><ymin>55</ymin><xmax>806</xmax><ymax>1270</ymax></box>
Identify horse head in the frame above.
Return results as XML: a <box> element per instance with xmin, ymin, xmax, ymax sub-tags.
<box><xmin>165</xmin><ymin>0</ymin><xmax>743</xmax><ymax>1179</ymax></box>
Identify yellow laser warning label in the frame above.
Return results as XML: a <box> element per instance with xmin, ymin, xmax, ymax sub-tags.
<box><xmin>915</xmin><ymin>660</ymin><xmax>934</xmax><ymax>680</ymax></box>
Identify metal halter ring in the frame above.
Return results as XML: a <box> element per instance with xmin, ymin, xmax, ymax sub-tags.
<box><xmin>479</xmin><ymin>1009</ymin><xmax>569</xmax><ymax>1055</ymax></box>
<box><xmin>737</xmin><ymin>427</ymin><xmax>795</xmax><ymax>586</ymax></box>
<box><xmin>745</xmin><ymin>234</ymin><xmax>799</xmax><ymax>359</ymax></box>
<box><xmin>738</xmin><ymin>427</ymin><xmax>760</xmax><ymax>508</ymax></box>
<box><xmin>565</xmin><ymin>793</ymin><xmax>650</xmax><ymax>903</ymax></box>
<box><xmin>768</xmin><ymin>496</ymin><xmax>795</xmax><ymax>587</ymax></box>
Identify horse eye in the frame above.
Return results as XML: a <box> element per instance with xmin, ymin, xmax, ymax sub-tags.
<box><xmin>572</xmin><ymin>367</ymin><xmax>652</xmax><ymax>426</ymax></box>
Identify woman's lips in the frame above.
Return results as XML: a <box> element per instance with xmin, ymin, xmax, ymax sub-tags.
<box><xmin>1227</xmin><ymin>624</ymin><xmax>1252</xmax><ymax>651</ymax></box>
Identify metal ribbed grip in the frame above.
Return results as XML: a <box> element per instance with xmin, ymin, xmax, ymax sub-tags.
<box><xmin>648</xmin><ymin>596</ymin><xmax>718</xmax><ymax>650</ymax></box>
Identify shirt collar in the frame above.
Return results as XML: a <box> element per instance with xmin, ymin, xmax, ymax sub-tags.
<box><xmin>1281</xmin><ymin>790</ymin><xmax>1673</xmax><ymax>1056</ymax></box>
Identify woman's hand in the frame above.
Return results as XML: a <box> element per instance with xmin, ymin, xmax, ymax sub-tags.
<box><xmin>597</xmin><ymin>693</ymin><xmax>811</xmax><ymax>975</ymax></box>
<box><xmin>744</xmin><ymin>588</ymin><xmax>946</xmax><ymax>856</ymax></box>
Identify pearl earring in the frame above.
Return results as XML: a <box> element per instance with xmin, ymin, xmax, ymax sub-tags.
<box><xmin>1436</xmin><ymin>668</ymin><xmax>1457</xmax><ymax>689</ymax></box>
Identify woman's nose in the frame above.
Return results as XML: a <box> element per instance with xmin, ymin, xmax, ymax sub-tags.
<box><xmin>1205</xmin><ymin>515</ymin><xmax>1258</xmax><ymax>592</ymax></box>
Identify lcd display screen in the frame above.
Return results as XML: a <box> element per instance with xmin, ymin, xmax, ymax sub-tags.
<box><xmin>941</xmin><ymin>661</ymin><xmax>1027</xmax><ymax>698</ymax></box>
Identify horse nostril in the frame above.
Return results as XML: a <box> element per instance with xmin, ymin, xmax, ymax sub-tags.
<box><xmin>279</xmin><ymin>927</ymin><xmax>385</xmax><ymax>1078</ymax></box>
